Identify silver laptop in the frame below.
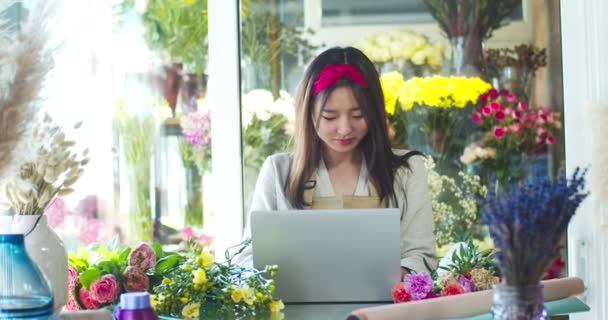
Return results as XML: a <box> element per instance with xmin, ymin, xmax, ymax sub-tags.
<box><xmin>251</xmin><ymin>208</ymin><xmax>401</xmax><ymax>303</ymax></box>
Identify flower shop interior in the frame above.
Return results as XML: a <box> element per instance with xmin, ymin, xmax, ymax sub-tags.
<box><xmin>0</xmin><ymin>0</ymin><xmax>607</xmax><ymax>319</ymax></box>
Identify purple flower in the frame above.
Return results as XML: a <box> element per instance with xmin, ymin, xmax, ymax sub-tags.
<box><xmin>458</xmin><ymin>275</ymin><xmax>474</xmax><ymax>292</ymax></box>
<box><xmin>404</xmin><ymin>272</ymin><xmax>433</xmax><ymax>300</ymax></box>
<box><xmin>180</xmin><ymin>111</ymin><xmax>212</xmax><ymax>152</ymax></box>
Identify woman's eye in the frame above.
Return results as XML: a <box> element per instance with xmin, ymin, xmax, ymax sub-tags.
<box><xmin>322</xmin><ymin>116</ymin><xmax>336</xmax><ymax>121</ymax></box>
<box><xmin>352</xmin><ymin>114</ymin><xmax>364</xmax><ymax>119</ymax></box>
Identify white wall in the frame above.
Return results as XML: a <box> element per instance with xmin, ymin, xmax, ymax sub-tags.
<box><xmin>561</xmin><ymin>0</ymin><xmax>608</xmax><ymax>319</ymax></box>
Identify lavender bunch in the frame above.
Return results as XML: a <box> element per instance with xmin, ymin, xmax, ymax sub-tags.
<box><xmin>481</xmin><ymin>168</ymin><xmax>589</xmax><ymax>286</ymax></box>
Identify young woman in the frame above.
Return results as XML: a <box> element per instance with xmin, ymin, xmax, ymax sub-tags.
<box><xmin>244</xmin><ymin>46</ymin><xmax>436</xmax><ymax>276</ymax></box>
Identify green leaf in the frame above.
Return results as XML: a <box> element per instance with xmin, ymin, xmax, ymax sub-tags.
<box><xmin>152</xmin><ymin>242</ymin><xmax>163</xmax><ymax>258</ymax></box>
<box><xmin>79</xmin><ymin>268</ymin><xmax>101</xmax><ymax>290</ymax></box>
<box><xmin>155</xmin><ymin>254</ymin><xmax>180</xmax><ymax>273</ymax></box>
<box><xmin>119</xmin><ymin>247</ymin><xmax>132</xmax><ymax>263</ymax></box>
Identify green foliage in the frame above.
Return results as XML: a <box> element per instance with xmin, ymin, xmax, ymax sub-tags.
<box><xmin>117</xmin><ymin>0</ymin><xmax>208</xmax><ymax>73</ymax></box>
<box><xmin>439</xmin><ymin>239</ymin><xmax>499</xmax><ymax>276</ymax></box>
<box><xmin>243</xmin><ymin>113</ymin><xmax>291</xmax><ymax>170</ymax></box>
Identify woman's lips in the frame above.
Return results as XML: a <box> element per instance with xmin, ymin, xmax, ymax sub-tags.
<box><xmin>336</xmin><ymin>138</ymin><xmax>354</xmax><ymax>146</ymax></box>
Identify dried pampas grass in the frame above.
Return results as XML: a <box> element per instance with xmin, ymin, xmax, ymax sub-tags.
<box><xmin>0</xmin><ymin>1</ymin><xmax>56</xmax><ymax>181</ymax></box>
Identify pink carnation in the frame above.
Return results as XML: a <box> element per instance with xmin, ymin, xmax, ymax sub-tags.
<box><xmin>471</xmin><ymin>112</ymin><xmax>482</xmax><ymax>123</ymax></box>
<box><xmin>90</xmin><ymin>274</ymin><xmax>119</xmax><ymax>304</ymax></box>
<box><xmin>78</xmin><ymin>287</ymin><xmax>101</xmax><ymax>309</ymax></box>
<box><xmin>68</xmin><ymin>266</ymin><xmax>79</xmax><ymax>290</ymax></box>
<box><xmin>404</xmin><ymin>272</ymin><xmax>433</xmax><ymax>300</ymax></box>
<box><xmin>128</xmin><ymin>243</ymin><xmax>156</xmax><ymax>271</ymax></box>
<box><xmin>123</xmin><ymin>266</ymin><xmax>150</xmax><ymax>292</ymax></box>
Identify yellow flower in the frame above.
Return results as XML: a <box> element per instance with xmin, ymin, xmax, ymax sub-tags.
<box><xmin>181</xmin><ymin>264</ymin><xmax>192</xmax><ymax>271</ymax></box>
<box><xmin>192</xmin><ymin>268</ymin><xmax>206</xmax><ymax>285</ymax></box>
<box><xmin>231</xmin><ymin>284</ymin><xmax>255</xmax><ymax>305</ymax></box>
<box><xmin>231</xmin><ymin>287</ymin><xmax>244</xmax><ymax>303</ymax></box>
<box><xmin>180</xmin><ymin>297</ymin><xmax>189</xmax><ymax>304</ymax></box>
<box><xmin>161</xmin><ymin>278</ymin><xmax>171</xmax><ymax>285</ymax></box>
<box><xmin>268</xmin><ymin>299</ymin><xmax>285</xmax><ymax>313</ymax></box>
<box><xmin>398</xmin><ymin>76</ymin><xmax>491</xmax><ymax>110</ymax></box>
<box><xmin>380</xmin><ymin>71</ymin><xmax>405</xmax><ymax>115</ymax></box>
<box><xmin>181</xmin><ymin>303</ymin><xmax>200</xmax><ymax>319</ymax></box>
<box><xmin>196</xmin><ymin>251</ymin><xmax>214</xmax><ymax>268</ymax></box>
<box><xmin>150</xmin><ymin>295</ymin><xmax>158</xmax><ymax>309</ymax></box>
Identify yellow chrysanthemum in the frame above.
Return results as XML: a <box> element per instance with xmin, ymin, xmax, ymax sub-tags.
<box><xmin>379</xmin><ymin>71</ymin><xmax>405</xmax><ymax>115</ymax></box>
<box><xmin>231</xmin><ymin>284</ymin><xmax>255</xmax><ymax>305</ymax></box>
<box><xmin>268</xmin><ymin>299</ymin><xmax>285</xmax><ymax>313</ymax></box>
<box><xmin>399</xmin><ymin>76</ymin><xmax>491</xmax><ymax>110</ymax></box>
<box><xmin>181</xmin><ymin>302</ymin><xmax>200</xmax><ymax>319</ymax></box>
<box><xmin>196</xmin><ymin>251</ymin><xmax>214</xmax><ymax>268</ymax></box>
<box><xmin>231</xmin><ymin>287</ymin><xmax>244</xmax><ymax>303</ymax></box>
<box><xmin>192</xmin><ymin>268</ymin><xmax>206</xmax><ymax>285</ymax></box>
<box><xmin>161</xmin><ymin>278</ymin><xmax>171</xmax><ymax>285</ymax></box>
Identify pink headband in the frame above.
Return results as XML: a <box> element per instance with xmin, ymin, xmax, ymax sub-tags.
<box><xmin>312</xmin><ymin>64</ymin><xmax>368</xmax><ymax>94</ymax></box>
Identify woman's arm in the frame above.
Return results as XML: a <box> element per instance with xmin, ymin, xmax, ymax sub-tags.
<box><xmin>397</xmin><ymin>155</ymin><xmax>437</xmax><ymax>273</ymax></box>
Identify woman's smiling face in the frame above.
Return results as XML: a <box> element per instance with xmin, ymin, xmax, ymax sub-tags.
<box><xmin>313</xmin><ymin>86</ymin><xmax>369</xmax><ymax>159</ymax></box>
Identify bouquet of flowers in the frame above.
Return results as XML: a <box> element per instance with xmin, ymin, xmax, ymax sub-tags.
<box><xmin>391</xmin><ymin>239</ymin><xmax>499</xmax><ymax>303</ymax></box>
<box><xmin>355</xmin><ymin>29</ymin><xmax>445</xmax><ymax>76</ymax></box>
<box><xmin>180</xmin><ymin>110</ymin><xmax>212</xmax><ymax>174</ymax></box>
<box><xmin>481</xmin><ymin>169</ymin><xmax>588</xmax><ymax>286</ymax></box>
<box><xmin>67</xmin><ymin>236</ymin><xmax>284</xmax><ymax>319</ymax></box>
<box><xmin>423</xmin><ymin>157</ymin><xmax>487</xmax><ymax>247</ymax></box>
<box><xmin>1</xmin><ymin>114</ymin><xmax>88</xmax><ymax>215</ymax></box>
<box><xmin>463</xmin><ymin>88</ymin><xmax>561</xmax><ymax>191</ymax></box>
<box><xmin>380</xmin><ymin>74</ymin><xmax>491</xmax><ymax>173</ymax></box>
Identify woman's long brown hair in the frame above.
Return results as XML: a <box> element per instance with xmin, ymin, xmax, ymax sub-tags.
<box><xmin>286</xmin><ymin>46</ymin><xmax>422</xmax><ymax>208</ymax></box>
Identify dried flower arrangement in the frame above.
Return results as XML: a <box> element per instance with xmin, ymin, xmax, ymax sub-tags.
<box><xmin>1</xmin><ymin>114</ymin><xmax>89</xmax><ymax>215</ymax></box>
<box><xmin>0</xmin><ymin>1</ymin><xmax>55</xmax><ymax>180</ymax></box>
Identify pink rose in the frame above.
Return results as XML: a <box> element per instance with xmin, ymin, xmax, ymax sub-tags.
<box><xmin>509</xmin><ymin>123</ymin><xmax>523</xmax><ymax>133</ymax></box>
<box><xmin>471</xmin><ymin>112</ymin><xmax>482</xmax><ymax>124</ymax></box>
<box><xmin>182</xmin><ymin>227</ymin><xmax>194</xmax><ymax>240</ymax></box>
<box><xmin>490</xmin><ymin>101</ymin><xmax>502</xmax><ymax>111</ymax></box>
<box><xmin>478</xmin><ymin>93</ymin><xmax>488</xmax><ymax>103</ymax></box>
<box><xmin>512</xmin><ymin>110</ymin><xmax>522</xmax><ymax>119</ymax></box>
<box><xmin>481</xmin><ymin>106</ymin><xmax>492</xmax><ymax>116</ymax></box>
<box><xmin>518</xmin><ymin>101</ymin><xmax>528</xmax><ymax>110</ymax></box>
<box><xmin>123</xmin><ymin>266</ymin><xmax>150</xmax><ymax>292</ymax></box>
<box><xmin>128</xmin><ymin>243</ymin><xmax>156</xmax><ymax>271</ymax></box>
<box><xmin>493</xmin><ymin>127</ymin><xmax>505</xmax><ymax>138</ymax></box>
<box><xmin>489</xmin><ymin>88</ymin><xmax>499</xmax><ymax>99</ymax></box>
<box><xmin>68</xmin><ymin>266</ymin><xmax>79</xmax><ymax>290</ymax></box>
<box><xmin>78</xmin><ymin>287</ymin><xmax>101</xmax><ymax>309</ymax></box>
<box><xmin>197</xmin><ymin>233</ymin><xmax>214</xmax><ymax>247</ymax></box>
<box><xmin>494</xmin><ymin>110</ymin><xmax>506</xmax><ymax>121</ymax></box>
<box><xmin>546</xmin><ymin>135</ymin><xmax>556</xmax><ymax>145</ymax></box>
<box><xmin>506</xmin><ymin>93</ymin><xmax>517</xmax><ymax>102</ymax></box>
<box><xmin>66</xmin><ymin>294</ymin><xmax>81</xmax><ymax>311</ymax></box>
<box><xmin>504</xmin><ymin>107</ymin><xmax>513</xmax><ymax>115</ymax></box>
<box><xmin>537</xmin><ymin>125</ymin><xmax>547</xmax><ymax>134</ymax></box>
<box><xmin>90</xmin><ymin>274</ymin><xmax>119</xmax><ymax>304</ymax></box>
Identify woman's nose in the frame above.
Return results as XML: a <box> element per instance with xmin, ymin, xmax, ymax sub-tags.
<box><xmin>337</xmin><ymin>117</ymin><xmax>353</xmax><ymax>136</ymax></box>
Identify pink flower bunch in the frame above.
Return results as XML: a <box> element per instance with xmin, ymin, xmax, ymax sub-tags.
<box><xmin>471</xmin><ymin>88</ymin><xmax>561</xmax><ymax>154</ymax></box>
<box><xmin>66</xmin><ymin>243</ymin><xmax>156</xmax><ymax>310</ymax></box>
<box><xmin>181</xmin><ymin>226</ymin><xmax>215</xmax><ymax>249</ymax></box>
<box><xmin>180</xmin><ymin>111</ymin><xmax>212</xmax><ymax>152</ymax></box>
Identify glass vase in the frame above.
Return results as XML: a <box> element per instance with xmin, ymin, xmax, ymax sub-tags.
<box><xmin>449</xmin><ymin>34</ymin><xmax>484</xmax><ymax>77</ymax></box>
<box><xmin>491</xmin><ymin>284</ymin><xmax>547</xmax><ymax>320</ymax></box>
<box><xmin>0</xmin><ymin>234</ymin><xmax>53</xmax><ymax>319</ymax></box>
<box><xmin>184</xmin><ymin>165</ymin><xmax>204</xmax><ymax>227</ymax></box>
<box><xmin>11</xmin><ymin>215</ymin><xmax>67</xmax><ymax>312</ymax></box>
<box><xmin>127</xmin><ymin>161</ymin><xmax>153</xmax><ymax>242</ymax></box>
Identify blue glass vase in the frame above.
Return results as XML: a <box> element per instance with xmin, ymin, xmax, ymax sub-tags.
<box><xmin>0</xmin><ymin>234</ymin><xmax>53</xmax><ymax>319</ymax></box>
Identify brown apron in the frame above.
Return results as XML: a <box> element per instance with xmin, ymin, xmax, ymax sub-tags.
<box><xmin>302</xmin><ymin>169</ymin><xmax>383</xmax><ymax>209</ymax></box>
